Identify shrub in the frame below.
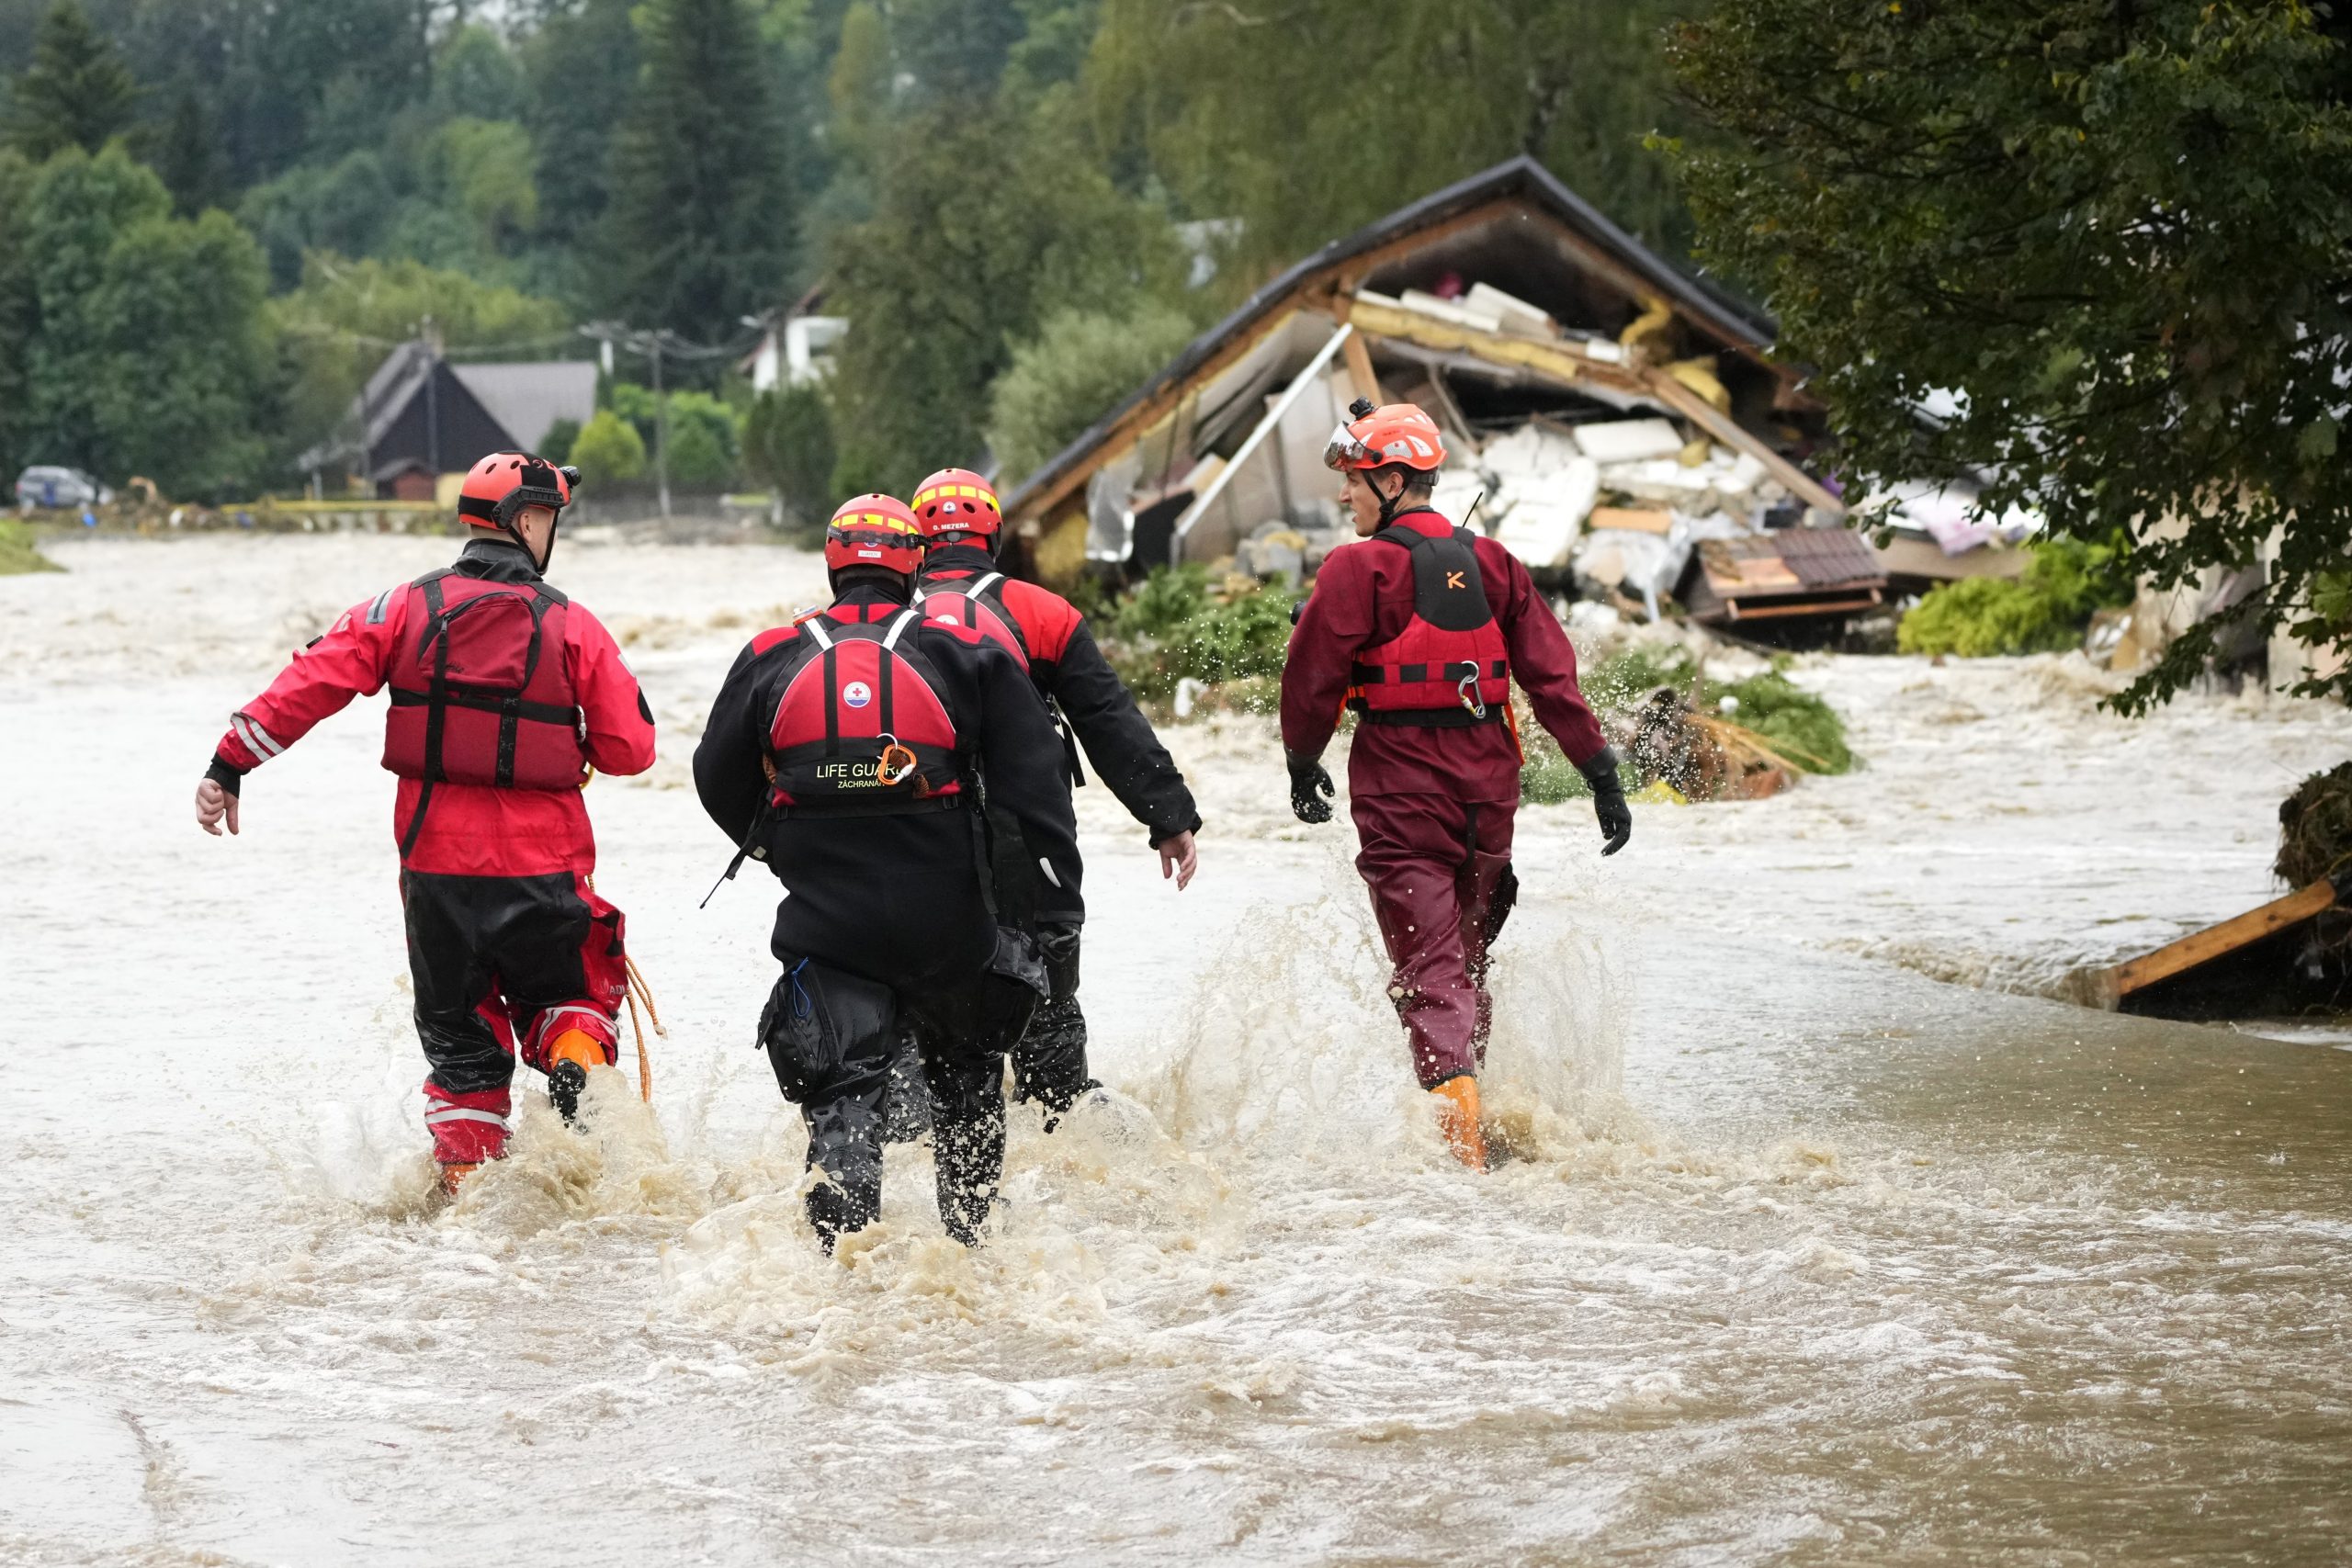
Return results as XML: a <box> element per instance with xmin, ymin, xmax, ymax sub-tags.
<box><xmin>988</xmin><ymin>304</ymin><xmax>1199</xmax><ymax>487</ymax></box>
<box><xmin>570</xmin><ymin>409</ymin><xmax>646</xmax><ymax>485</ymax></box>
<box><xmin>538</xmin><ymin>417</ymin><xmax>581</xmax><ymax>465</ymax></box>
<box><xmin>1897</xmin><ymin>536</ymin><xmax>2132</xmax><ymax>657</ymax></box>
<box><xmin>1096</xmin><ymin>566</ymin><xmax>1294</xmax><ymax>704</ymax></box>
<box><xmin>742</xmin><ymin>382</ymin><xmax>836</xmax><ymax>523</ymax></box>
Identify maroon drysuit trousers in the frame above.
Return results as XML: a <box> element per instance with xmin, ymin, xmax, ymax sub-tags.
<box><xmin>1351</xmin><ymin>792</ymin><xmax>1518</xmax><ymax>1089</ymax></box>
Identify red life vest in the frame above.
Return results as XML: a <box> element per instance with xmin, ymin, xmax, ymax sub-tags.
<box><xmin>381</xmin><ymin>570</ymin><xmax>587</xmax><ymax>788</ymax></box>
<box><xmin>913</xmin><ymin>569</ymin><xmax>1029</xmax><ymax>671</ymax></box>
<box><xmin>764</xmin><ymin>606</ymin><xmax>967</xmax><ymax>815</ymax></box>
<box><xmin>1347</xmin><ymin>522</ymin><xmax>1510</xmax><ymax>726</ymax></box>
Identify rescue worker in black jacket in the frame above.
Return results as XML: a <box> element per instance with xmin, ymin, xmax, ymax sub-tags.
<box><xmin>693</xmin><ymin>495</ymin><xmax>1083</xmax><ymax>1249</ymax></box>
<box><xmin>910</xmin><ymin>468</ymin><xmax>1201</xmax><ymax>1120</ymax></box>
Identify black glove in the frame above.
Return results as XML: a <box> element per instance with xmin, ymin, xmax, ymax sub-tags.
<box><xmin>1286</xmin><ymin>751</ymin><xmax>1335</xmax><ymax>825</ymax></box>
<box><xmin>1035</xmin><ymin>921</ymin><xmax>1082</xmax><ymax>1004</ymax></box>
<box><xmin>1579</xmin><ymin>745</ymin><xmax>1632</xmax><ymax>857</ymax></box>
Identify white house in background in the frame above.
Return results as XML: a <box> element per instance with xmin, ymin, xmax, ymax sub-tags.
<box><xmin>745</xmin><ymin>285</ymin><xmax>847</xmax><ymax>392</ymax></box>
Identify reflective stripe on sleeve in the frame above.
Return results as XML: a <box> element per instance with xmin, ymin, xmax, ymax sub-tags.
<box><xmin>232</xmin><ymin>714</ymin><xmax>282</xmax><ymax>760</ymax></box>
<box><xmin>1037</xmin><ymin>856</ymin><xmax>1062</xmax><ymax>889</ymax></box>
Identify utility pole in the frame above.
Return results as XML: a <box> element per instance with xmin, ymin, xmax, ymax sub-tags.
<box><xmin>422</xmin><ymin>315</ymin><xmax>441</xmax><ymax>479</ymax></box>
<box><xmin>650</xmin><ymin>332</ymin><xmax>670</xmax><ymax>520</ymax></box>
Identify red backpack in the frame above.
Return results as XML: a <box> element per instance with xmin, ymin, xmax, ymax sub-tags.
<box><xmin>764</xmin><ymin>606</ymin><xmax>967</xmax><ymax>814</ymax></box>
<box><xmin>381</xmin><ymin>570</ymin><xmax>586</xmax><ymax>788</ymax></box>
<box><xmin>1346</xmin><ymin>524</ymin><xmax>1510</xmax><ymax>726</ymax></box>
<box><xmin>913</xmin><ymin>568</ymin><xmax>1029</xmax><ymax>671</ymax></box>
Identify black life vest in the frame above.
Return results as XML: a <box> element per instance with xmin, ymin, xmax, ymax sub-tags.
<box><xmin>913</xmin><ymin>569</ymin><xmax>1029</xmax><ymax>671</ymax></box>
<box><xmin>1346</xmin><ymin>522</ymin><xmax>1510</xmax><ymax>727</ymax></box>
<box><xmin>381</xmin><ymin>570</ymin><xmax>586</xmax><ymax>788</ymax></box>
<box><xmin>763</xmin><ymin>606</ymin><xmax>967</xmax><ymax>816</ymax></box>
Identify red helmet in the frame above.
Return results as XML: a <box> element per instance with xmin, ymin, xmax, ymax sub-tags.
<box><xmin>457</xmin><ymin>450</ymin><xmax>575</xmax><ymax>529</ymax></box>
<box><xmin>824</xmin><ymin>494</ymin><xmax>925</xmax><ymax>577</ymax></box>
<box><xmin>1324</xmin><ymin>402</ymin><xmax>1445</xmax><ymax>473</ymax></box>
<box><xmin>910</xmin><ymin>468</ymin><xmax>1001</xmax><ymax>539</ymax></box>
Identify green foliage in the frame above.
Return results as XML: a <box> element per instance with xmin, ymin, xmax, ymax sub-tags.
<box><xmin>570</xmin><ymin>409</ymin><xmax>646</xmax><ymax>485</ymax></box>
<box><xmin>271</xmin><ymin>254</ymin><xmax>571</xmax><ymax>467</ymax></box>
<box><xmin>3</xmin><ymin>0</ymin><xmax>135</xmax><ymax>162</ymax></box>
<box><xmin>0</xmin><ymin>517</ymin><xmax>60</xmax><ymax>574</ymax></box>
<box><xmin>539</xmin><ymin>417</ymin><xmax>581</xmax><ymax>465</ymax></box>
<box><xmin>424</xmin><ymin>118</ymin><xmax>539</xmax><ymax>254</ymax></box>
<box><xmin>6</xmin><ymin>146</ymin><xmax>271</xmax><ymax>497</ymax></box>
<box><xmin>1094</xmin><ymin>566</ymin><xmax>1296</xmax><ymax>705</ymax></box>
<box><xmin>1668</xmin><ymin>0</ymin><xmax>2352</xmax><ymax>710</ymax></box>
<box><xmin>662</xmin><ymin>388</ymin><xmax>741</xmax><ymax>488</ymax></box>
<box><xmin>1518</xmin><ymin>645</ymin><xmax>1855</xmax><ymax>800</ymax></box>
<box><xmin>1088</xmin><ymin>0</ymin><xmax>1706</xmax><ymax>289</ymax></box>
<box><xmin>601</xmin><ymin>0</ymin><xmax>797</xmax><ymax>342</ymax></box>
<box><xmin>153</xmin><ymin>81</ymin><xmax>225</xmax><ymax>217</ymax></box>
<box><xmin>521</xmin><ymin>0</ymin><xmax>639</xmax><ymax>269</ymax></box>
<box><xmin>828</xmin><ymin>93</ymin><xmax>1186</xmax><ymax>495</ymax></box>
<box><xmin>988</xmin><ymin>303</ymin><xmax>1198</xmax><ymax>487</ymax></box>
<box><xmin>1897</xmin><ymin>538</ymin><xmax>2133</xmax><ymax>659</ymax></box>
<box><xmin>743</xmin><ymin>381</ymin><xmax>837</xmax><ymax>521</ymax></box>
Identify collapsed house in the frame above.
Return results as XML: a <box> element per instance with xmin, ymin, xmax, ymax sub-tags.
<box><xmin>1001</xmin><ymin>156</ymin><xmax>1996</xmax><ymax>630</ymax></box>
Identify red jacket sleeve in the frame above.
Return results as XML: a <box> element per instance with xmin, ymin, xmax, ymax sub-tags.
<box><xmin>1279</xmin><ymin>543</ymin><xmax>1378</xmax><ymax>761</ymax></box>
<box><xmin>566</xmin><ymin>607</ymin><xmax>657</xmax><ymax>777</ymax></box>
<box><xmin>211</xmin><ymin>596</ymin><xmax>401</xmax><ymax>770</ymax></box>
<box><xmin>1486</xmin><ymin>542</ymin><xmax>1609</xmax><ymax>767</ymax></box>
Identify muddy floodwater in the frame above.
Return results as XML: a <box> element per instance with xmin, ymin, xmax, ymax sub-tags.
<box><xmin>6</xmin><ymin>534</ymin><xmax>2349</xmax><ymax>1566</ymax></box>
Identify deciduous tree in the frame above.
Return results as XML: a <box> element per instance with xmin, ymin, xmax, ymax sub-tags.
<box><xmin>1668</xmin><ymin>0</ymin><xmax>2352</xmax><ymax>707</ymax></box>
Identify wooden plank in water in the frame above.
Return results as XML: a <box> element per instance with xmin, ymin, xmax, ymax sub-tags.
<box><xmin>2107</xmin><ymin>878</ymin><xmax>2339</xmax><ymax>1000</ymax></box>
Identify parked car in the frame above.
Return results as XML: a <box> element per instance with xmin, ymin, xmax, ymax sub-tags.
<box><xmin>13</xmin><ymin>466</ymin><xmax>112</xmax><ymax>510</ymax></box>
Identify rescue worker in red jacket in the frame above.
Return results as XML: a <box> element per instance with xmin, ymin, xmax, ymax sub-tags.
<box><xmin>1280</xmin><ymin>401</ymin><xmax>1632</xmax><ymax>1171</ymax></box>
<box><xmin>692</xmin><ymin>496</ymin><xmax>1081</xmax><ymax>1250</ymax></box>
<box><xmin>192</xmin><ymin>453</ymin><xmax>658</xmax><ymax>1194</ymax></box>
<box><xmin>909</xmin><ymin>468</ymin><xmax>1201</xmax><ymax>1120</ymax></box>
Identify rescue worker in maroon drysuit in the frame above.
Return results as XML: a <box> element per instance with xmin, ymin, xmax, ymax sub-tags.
<box><xmin>1280</xmin><ymin>400</ymin><xmax>1632</xmax><ymax>1170</ymax></box>
<box><xmin>909</xmin><ymin>467</ymin><xmax>1201</xmax><ymax>1121</ymax></box>
<box><xmin>192</xmin><ymin>452</ymin><xmax>657</xmax><ymax>1194</ymax></box>
<box><xmin>692</xmin><ymin>496</ymin><xmax>1082</xmax><ymax>1250</ymax></box>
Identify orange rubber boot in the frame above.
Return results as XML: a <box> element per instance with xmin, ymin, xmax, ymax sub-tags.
<box><xmin>1429</xmin><ymin>1077</ymin><xmax>1488</xmax><ymax>1172</ymax></box>
<box><xmin>439</xmin><ymin>1161</ymin><xmax>481</xmax><ymax>1198</ymax></box>
<box><xmin>545</xmin><ymin>1026</ymin><xmax>614</xmax><ymax>1122</ymax></box>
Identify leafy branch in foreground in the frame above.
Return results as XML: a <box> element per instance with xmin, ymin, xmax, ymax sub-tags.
<box><xmin>1666</xmin><ymin>0</ymin><xmax>2352</xmax><ymax>710</ymax></box>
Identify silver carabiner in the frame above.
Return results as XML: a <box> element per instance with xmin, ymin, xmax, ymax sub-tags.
<box><xmin>1456</xmin><ymin>667</ymin><xmax>1487</xmax><ymax>720</ymax></box>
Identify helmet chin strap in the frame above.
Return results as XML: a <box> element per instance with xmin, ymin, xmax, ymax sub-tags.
<box><xmin>496</xmin><ymin>506</ymin><xmax>557</xmax><ymax>573</ymax></box>
<box><xmin>1374</xmin><ymin>470</ymin><xmax>1409</xmax><ymax>528</ymax></box>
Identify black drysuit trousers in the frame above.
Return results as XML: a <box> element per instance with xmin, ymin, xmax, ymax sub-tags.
<box><xmin>758</xmin><ymin>939</ymin><xmax>1042</xmax><ymax>1248</ymax></box>
<box><xmin>987</xmin><ymin>801</ymin><xmax>1093</xmax><ymax>1114</ymax></box>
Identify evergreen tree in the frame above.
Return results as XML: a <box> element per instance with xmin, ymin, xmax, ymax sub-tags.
<box><xmin>3</xmin><ymin>0</ymin><xmax>137</xmax><ymax>162</ymax></box>
<box><xmin>600</xmin><ymin>0</ymin><xmax>796</xmax><ymax>344</ymax></box>
<box><xmin>153</xmin><ymin>79</ymin><xmax>224</xmax><ymax>217</ymax></box>
<box><xmin>523</xmin><ymin>0</ymin><xmax>639</xmax><ymax>256</ymax></box>
<box><xmin>827</xmin><ymin>96</ymin><xmax>1185</xmax><ymax>494</ymax></box>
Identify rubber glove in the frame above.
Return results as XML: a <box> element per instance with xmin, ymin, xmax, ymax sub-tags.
<box><xmin>1286</xmin><ymin>751</ymin><xmax>1335</xmax><ymax>825</ymax></box>
<box><xmin>1579</xmin><ymin>745</ymin><xmax>1632</xmax><ymax>856</ymax></box>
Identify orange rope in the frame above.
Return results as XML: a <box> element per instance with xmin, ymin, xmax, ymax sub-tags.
<box><xmin>621</xmin><ymin>954</ymin><xmax>666</xmax><ymax>1104</ymax></box>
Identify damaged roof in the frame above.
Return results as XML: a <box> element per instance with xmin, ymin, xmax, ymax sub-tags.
<box><xmin>1003</xmin><ymin>154</ymin><xmax>1785</xmax><ymax>531</ymax></box>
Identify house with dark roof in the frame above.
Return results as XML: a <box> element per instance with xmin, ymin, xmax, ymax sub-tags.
<box><xmin>1001</xmin><ymin>155</ymin><xmax>1892</xmax><ymax>627</ymax></box>
<box><xmin>300</xmin><ymin>343</ymin><xmax>598</xmax><ymax>498</ymax></box>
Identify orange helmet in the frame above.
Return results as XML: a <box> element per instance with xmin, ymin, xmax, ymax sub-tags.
<box><xmin>1324</xmin><ymin>400</ymin><xmax>1445</xmax><ymax>474</ymax></box>
<box><xmin>457</xmin><ymin>450</ymin><xmax>578</xmax><ymax>567</ymax></box>
<box><xmin>824</xmin><ymin>494</ymin><xmax>925</xmax><ymax>578</ymax></box>
<box><xmin>457</xmin><ymin>450</ymin><xmax>575</xmax><ymax>527</ymax></box>
<box><xmin>911</xmin><ymin>468</ymin><xmax>1001</xmax><ymax>540</ymax></box>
